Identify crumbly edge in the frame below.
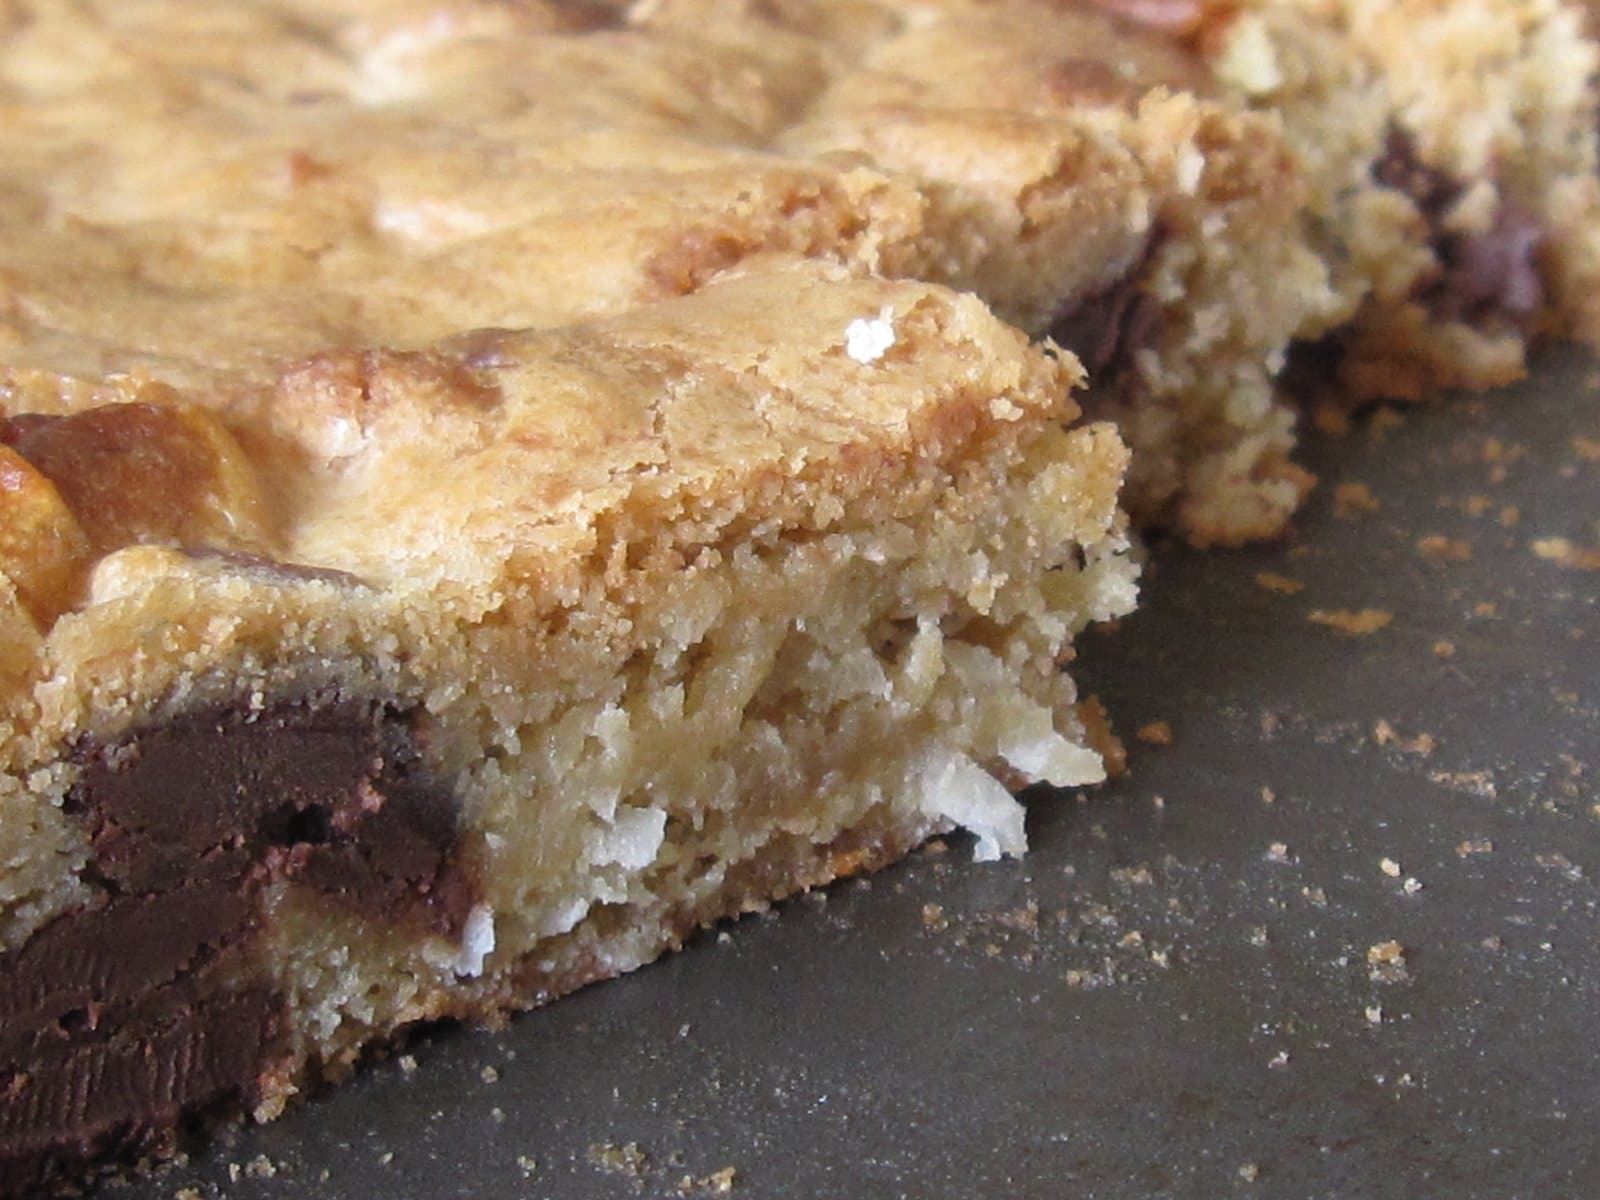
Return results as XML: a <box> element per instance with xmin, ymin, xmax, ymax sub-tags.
<box><xmin>1099</xmin><ymin>99</ymin><xmax>1334</xmax><ymax>545</ymax></box>
<box><xmin>1214</xmin><ymin>0</ymin><xmax>1600</xmax><ymax>401</ymax></box>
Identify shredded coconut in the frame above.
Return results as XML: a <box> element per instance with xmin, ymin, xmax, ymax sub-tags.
<box><xmin>453</xmin><ymin>903</ymin><xmax>496</xmax><ymax>977</ymax></box>
<box><xmin>845</xmin><ymin>307</ymin><xmax>896</xmax><ymax>364</ymax></box>
<box><xmin>916</xmin><ymin>748</ymin><xmax>1028</xmax><ymax>861</ymax></box>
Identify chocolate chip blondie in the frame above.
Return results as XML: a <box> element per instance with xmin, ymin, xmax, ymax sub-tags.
<box><xmin>0</xmin><ymin>265</ymin><xmax>1135</xmax><ymax>1190</ymax></box>
<box><xmin>2</xmin><ymin>0</ymin><xmax>1598</xmax><ymax>1189</ymax></box>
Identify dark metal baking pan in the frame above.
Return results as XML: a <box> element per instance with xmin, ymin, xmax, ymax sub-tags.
<box><xmin>117</xmin><ymin>349</ymin><xmax>1600</xmax><ymax>1199</ymax></box>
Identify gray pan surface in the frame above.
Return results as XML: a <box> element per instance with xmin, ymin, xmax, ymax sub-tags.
<box><xmin>115</xmin><ymin>351</ymin><xmax>1599</xmax><ymax>1199</ymax></box>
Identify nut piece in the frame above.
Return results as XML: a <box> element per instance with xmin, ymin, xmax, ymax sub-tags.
<box><xmin>1</xmin><ymin>402</ymin><xmax>275</xmax><ymax>558</ymax></box>
<box><xmin>0</xmin><ymin>445</ymin><xmax>93</xmax><ymax>625</ymax></box>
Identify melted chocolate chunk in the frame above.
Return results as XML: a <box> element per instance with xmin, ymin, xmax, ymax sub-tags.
<box><xmin>0</xmin><ymin>696</ymin><xmax>471</xmax><ymax>1192</ymax></box>
<box><xmin>1373</xmin><ymin>128</ymin><xmax>1547</xmax><ymax>332</ymax></box>
<box><xmin>1046</xmin><ymin>243</ymin><xmax>1165</xmax><ymax>383</ymax></box>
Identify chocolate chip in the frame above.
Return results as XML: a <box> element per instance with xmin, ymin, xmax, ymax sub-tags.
<box><xmin>1373</xmin><ymin>128</ymin><xmax>1547</xmax><ymax>333</ymax></box>
<box><xmin>1046</xmin><ymin>239</ymin><xmax>1165</xmax><ymax>382</ymax></box>
<box><xmin>0</xmin><ymin>694</ymin><xmax>474</xmax><ymax>1191</ymax></box>
<box><xmin>1432</xmin><ymin>203</ymin><xmax>1546</xmax><ymax>329</ymax></box>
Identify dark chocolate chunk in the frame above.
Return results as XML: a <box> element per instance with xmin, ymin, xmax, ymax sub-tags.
<box><xmin>0</xmin><ymin>695</ymin><xmax>473</xmax><ymax>1192</ymax></box>
<box><xmin>0</xmin><ymin>990</ymin><xmax>283</xmax><ymax>1197</ymax></box>
<box><xmin>70</xmin><ymin>697</ymin><xmax>468</xmax><ymax>929</ymax></box>
<box><xmin>1046</xmin><ymin>241</ymin><xmax>1165</xmax><ymax>383</ymax></box>
<box><xmin>1372</xmin><ymin>128</ymin><xmax>1547</xmax><ymax>333</ymax></box>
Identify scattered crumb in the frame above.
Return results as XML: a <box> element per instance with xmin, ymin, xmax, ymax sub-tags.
<box><xmin>1379</xmin><ymin>857</ymin><xmax>1402</xmax><ymax>878</ymax></box>
<box><xmin>1368</xmin><ymin>407</ymin><xmax>1405</xmax><ymax>440</ymax></box>
<box><xmin>1402</xmin><ymin>877</ymin><xmax>1423</xmax><ymax>896</ymax></box>
<box><xmin>1367</xmin><ymin>940</ymin><xmax>1409</xmax><ymax>983</ymax></box>
<box><xmin>1255</xmin><ymin>572</ymin><xmax>1305</xmax><ymax>594</ymax></box>
<box><xmin>678</xmin><ymin>1167</ymin><xmax>739</xmax><ymax>1194</ymax></box>
<box><xmin>1301</xmin><ymin>885</ymin><xmax>1328</xmax><ymax>907</ymax></box>
<box><xmin>1136</xmin><ymin>720</ymin><xmax>1174</xmax><ymax>746</ymax></box>
<box><xmin>480</xmin><ymin>1065</ymin><xmax>500</xmax><ymax>1084</ymax></box>
<box><xmin>1430</xmin><ymin>770</ymin><xmax>1497</xmax><ymax>799</ymax></box>
<box><xmin>1268</xmin><ymin>1051</ymin><xmax>1290</xmax><ymax>1069</ymax></box>
<box><xmin>1372</xmin><ymin>720</ymin><xmax>1437</xmax><ymax>754</ymax></box>
<box><xmin>1308</xmin><ymin>608</ymin><xmax>1392</xmax><ymax>634</ymax></box>
<box><xmin>1456</xmin><ymin>839</ymin><xmax>1494</xmax><ymax>857</ymax></box>
<box><xmin>174</xmin><ymin>1189</ymin><xmax>204</xmax><ymax>1200</ymax></box>
<box><xmin>1532</xmin><ymin>537</ymin><xmax>1600</xmax><ymax>570</ymax></box>
<box><xmin>1334</xmin><ymin>482</ymin><xmax>1381</xmax><ymax>518</ymax></box>
<box><xmin>588</xmin><ymin>1142</ymin><xmax>650</xmax><ymax>1178</ymax></box>
<box><xmin>921</xmin><ymin>903</ymin><xmax>948</xmax><ymax>932</ymax></box>
<box><xmin>1265</xmin><ymin>842</ymin><xmax>1293</xmax><ymax>864</ymax></box>
<box><xmin>1535</xmin><ymin>853</ymin><xmax>1585</xmax><ymax>881</ymax></box>
<box><xmin>1110</xmin><ymin>865</ymin><xmax>1155</xmax><ymax>887</ymax></box>
<box><xmin>1260</xmin><ymin>786</ymin><xmax>1276</xmax><ymax>805</ymax></box>
<box><xmin>245</xmin><ymin>1155</ymin><xmax>277</xmax><ymax>1180</ymax></box>
<box><xmin>1432</xmin><ymin>640</ymin><xmax>1456</xmax><ymax>659</ymax></box>
<box><xmin>1416</xmin><ymin>535</ymin><xmax>1472</xmax><ymax>563</ymax></box>
<box><xmin>398</xmin><ymin>1054</ymin><xmax>418</xmax><ymax>1075</ymax></box>
<box><xmin>1312</xmin><ymin>402</ymin><xmax>1351</xmax><ymax>435</ymax></box>
<box><xmin>1249</xmin><ymin>926</ymin><xmax>1270</xmax><ymax>947</ymax></box>
<box><xmin>378</xmin><ymin>1152</ymin><xmax>394</xmax><ymax>1166</ymax></box>
<box><xmin>1472</xmin><ymin>602</ymin><xmax>1499</xmax><ymax>618</ymax></box>
<box><xmin>1481</xmin><ymin>436</ymin><xmax>1526</xmax><ymax>465</ymax></box>
<box><xmin>1238</xmin><ymin>1162</ymin><xmax>1260</xmax><ymax>1183</ymax></box>
<box><xmin>1365</xmin><ymin>1004</ymin><xmax>1384</xmax><ymax>1025</ymax></box>
<box><xmin>517</xmin><ymin>1155</ymin><xmax>539</xmax><ymax>1176</ymax></box>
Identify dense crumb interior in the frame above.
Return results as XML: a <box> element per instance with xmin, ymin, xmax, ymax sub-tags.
<box><xmin>264</xmin><ymin>419</ymin><xmax>1134</xmax><ymax>1081</ymax></box>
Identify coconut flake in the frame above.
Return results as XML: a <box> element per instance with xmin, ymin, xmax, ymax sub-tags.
<box><xmin>453</xmin><ymin>903</ymin><xmax>496</xmax><ymax>977</ymax></box>
<box><xmin>593</xmin><ymin>805</ymin><xmax>667</xmax><ymax>870</ymax></box>
<box><xmin>916</xmin><ymin>749</ymin><xmax>1028</xmax><ymax>861</ymax></box>
<box><xmin>845</xmin><ymin>307</ymin><xmax>896</xmax><ymax>364</ymax></box>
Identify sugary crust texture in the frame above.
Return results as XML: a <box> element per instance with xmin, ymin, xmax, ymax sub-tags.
<box><xmin>0</xmin><ymin>0</ymin><xmax>1338</xmax><ymax>546</ymax></box>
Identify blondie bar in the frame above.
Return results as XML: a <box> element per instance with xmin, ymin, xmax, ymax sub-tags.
<box><xmin>0</xmin><ymin>266</ymin><xmax>1134</xmax><ymax>1190</ymax></box>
